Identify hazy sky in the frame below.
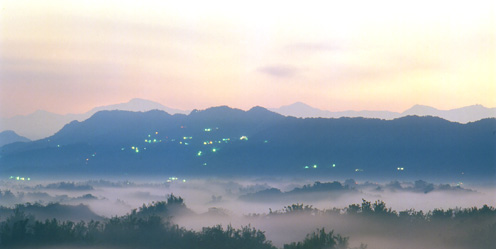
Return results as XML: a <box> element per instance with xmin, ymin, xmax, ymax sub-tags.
<box><xmin>1</xmin><ymin>0</ymin><xmax>494</xmax><ymax>117</ymax></box>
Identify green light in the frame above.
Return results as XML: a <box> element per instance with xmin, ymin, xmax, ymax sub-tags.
<box><xmin>153</xmin><ymin>139</ymin><xmax>157</xmax><ymax>142</ymax></box>
<box><xmin>16</xmin><ymin>176</ymin><xmax>19</xmax><ymax>180</ymax></box>
<box><xmin>264</xmin><ymin>140</ymin><xmax>268</xmax><ymax>143</ymax></box>
<box><xmin>27</xmin><ymin>178</ymin><xmax>31</xmax><ymax>181</ymax></box>
<box><xmin>9</xmin><ymin>176</ymin><xmax>13</xmax><ymax>179</ymax></box>
<box><xmin>304</xmin><ymin>166</ymin><xmax>309</xmax><ymax>169</ymax></box>
<box><xmin>197</xmin><ymin>151</ymin><xmax>202</xmax><ymax>156</ymax></box>
<box><xmin>332</xmin><ymin>164</ymin><xmax>336</xmax><ymax>167</ymax></box>
<box><xmin>313</xmin><ymin>165</ymin><xmax>317</xmax><ymax>168</ymax></box>
<box><xmin>148</xmin><ymin>135</ymin><xmax>151</xmax><ymax>137</ymax></box>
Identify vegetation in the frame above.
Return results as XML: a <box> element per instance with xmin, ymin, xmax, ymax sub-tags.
<box><xmin>0</xmin><ymin>196</ymin><xmax>494</xmax><ymax>249</ymax></box>
<box><xmin>0</xmin><ymin>194</ymin><xmax>276</xmax><ymax>249</ymax></box>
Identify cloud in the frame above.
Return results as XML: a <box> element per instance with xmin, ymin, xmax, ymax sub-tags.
<box><xmin>257</xmin><ymin>65</ymin><xmax>298</xmax><ymax>78</ymax></box>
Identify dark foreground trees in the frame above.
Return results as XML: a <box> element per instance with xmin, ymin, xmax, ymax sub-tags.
<box><xmin>1</xmin><ymin>196</ymin><xmax>494</xmax><ymax>249</ymax></box>
<box><xmin>0</xmin><ymin>194</ymin><xmax>277</xmax><ymax>249</ymax></box>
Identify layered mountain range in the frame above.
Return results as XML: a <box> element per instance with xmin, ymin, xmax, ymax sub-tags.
<box><xmin>1</xmin><ymin>99</ymin><xmax>494</xmax><ymax>141</ymax></box>
<box><xmin>1</xmin><ymin>106</ymin><xmax>494</xmax><ymax>179</ymax></box>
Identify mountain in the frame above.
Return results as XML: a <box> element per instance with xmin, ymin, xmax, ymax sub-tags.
<box><xmin>0</xmin><ymin>98</ymin><xmax>188</xmax><ymax>140</ymax></box>
<box><xmin>0</xmin><ymin>130</ymin><xmax>31</xmax><ymax>147</ymax></box>
<box><xmin>270</xmin><ymin>102</ymin><xmax>333</xmax><ymax>118</ymax></box>
<box><xmin>1</xmin><ymin>107</ymin><xmax>494</xmax><ymax>180</ymax></box>
<box><xmin>89</xmin><ymin>98</ymin><xmax>187</xmax><ymax>114</ymax></box>
<box><xmin>270</xmin><ymin>102</ymin><xmax>496</xmax><ymax>122</ymax></box>
<box><xmin>270</xmin><ymin>102</ymin><xmax>400</xmax><ymax>119</ymax></box>
<box><xmin>402</xmin><ymin>104</ymin><xmax>496</xmax><ymax>123</ymax></box>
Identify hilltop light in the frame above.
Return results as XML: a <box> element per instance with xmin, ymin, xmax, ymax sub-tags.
<box><xmin>212</xmin><ymin>148</ymin><xmax>217</xmax><ymax>152</ymax></box>
<box><xmin>313</xmin><ymin>165</ymin><xmax>317</xmax><ymax>168</ymax></box>
<box><xmin>240</xmin><ymin>136</ymin><xmax>248</xmax><ymax>141</ymax></box>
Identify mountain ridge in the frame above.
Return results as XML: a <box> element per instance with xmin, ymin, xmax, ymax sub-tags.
<box><xmin>0</xmin><ymin>98</ymin><xmax>189</xmax><ymax>140</ymax></box>
<box><xmin>1</xmin><ymin>107</ymin><xmax>494</xmax><ymax>179</ymax></box>
<box><xmin>1</xmin><ymin>99</ymin><xmax>495</xmax><ymax>140</ymax></box>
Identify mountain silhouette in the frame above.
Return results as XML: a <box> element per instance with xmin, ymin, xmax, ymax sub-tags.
<box><xmin>0</xmin><ymin>130</ymin><xmax>31</xmax><ymax>147</ymax></box>
<box><xmin>0</xmin><ymin>98</ymin><xmax>188</xmax><ymax>140</ymax></box>
<box><xmin>270</xmin><ymin>102</ymin><xmax>496</xmax><ymax>122</ymax></box>
<box><xmin>1</xmin><ymin>107</ymin><xmax>494</xmax><ymax>179</ymax></box>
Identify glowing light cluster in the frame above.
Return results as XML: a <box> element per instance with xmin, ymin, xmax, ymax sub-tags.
<box><xmin>240</xmin><ymin>136</ymin><xmax>248</xmax><ymax>141</ymax></box>
<box><xmin>166</xmin><ymin>177</ymin><xmax>186</xmax><ymax>183</ymax></box>
<box><xmin>355</xmin><ymin>169</ymin><xmax>364</xmax><ymax>172</ymax></box>
<box><xmin>131</xmin><ymin>146</ymin><xmax>140</xmax><ymax>153</ymax></box>
<box><xmin>9</xmin><ymin>176</ymin><xmax>30</xmax><ymax>181</ymax></box>
<box><xmin>397</xmin><ymin>167</ymin><xmax>405</xmax><ymax>171</ymax></box>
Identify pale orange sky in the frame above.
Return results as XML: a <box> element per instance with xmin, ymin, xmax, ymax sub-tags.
<box><xmin>0</xmin><ymin>0</ymin><xmax>495</xmax><ymax>117</ymax></box>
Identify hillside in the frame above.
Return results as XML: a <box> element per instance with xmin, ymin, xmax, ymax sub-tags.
<box><xmin>1</xmin><ymin>107</ymin><xmax>494</xmax><ymax>179</ymax></box>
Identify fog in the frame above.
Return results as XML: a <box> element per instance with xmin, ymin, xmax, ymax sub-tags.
<box><xmin>1</xmin><ymin>176</ymin><xmax>495</xmax><ymax>249</ymax></box>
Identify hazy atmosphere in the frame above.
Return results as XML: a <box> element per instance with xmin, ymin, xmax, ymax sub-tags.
<box><xmin>0</xmin><ymin>1</ymin><xmax>495</xmax><ymax>249</ymax></box>
<box><xmin>1</xmin><ymin>0</ymin><xmax>495</xmax><ymax>117</ymax></box>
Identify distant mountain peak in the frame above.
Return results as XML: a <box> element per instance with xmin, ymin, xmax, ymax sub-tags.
<box><xmin>0</xmin><ymin>130</ymin><xmax>31</xmax><ymax>147</ymax></box>
<box><xmin>281</xmin><ymin>102</ymin><xmax>317</xmax><ymax>109</ymax></box>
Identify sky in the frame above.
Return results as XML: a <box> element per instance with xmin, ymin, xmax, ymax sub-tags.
<box><xmin>0</xmin><ymin>0</ymin><xmax>494</xmax><ymax>118</ymax></box>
